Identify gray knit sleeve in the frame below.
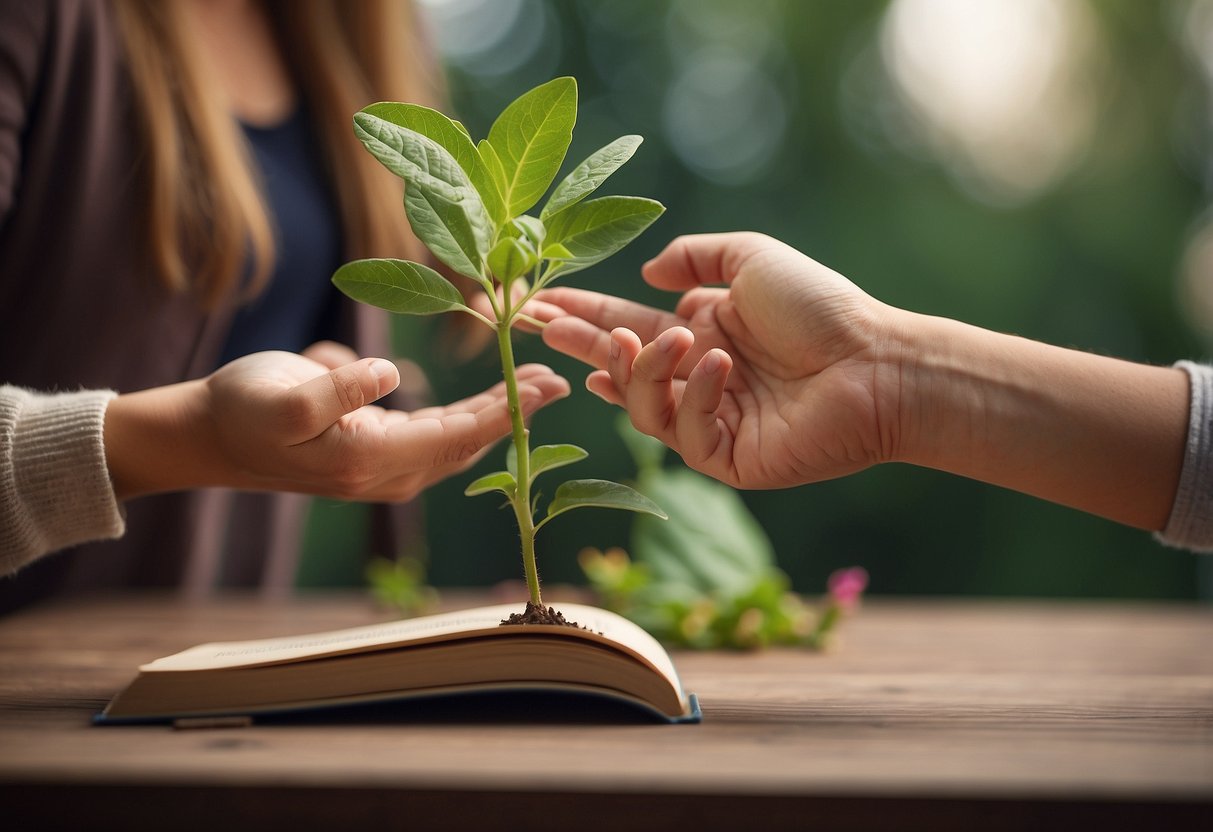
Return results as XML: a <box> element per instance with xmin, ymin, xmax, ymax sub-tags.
<box><xmin>0</xmin><ymin>385</ymin><xmax>125</xmax><ymax>575</ymax></box>
<box><xmin>1156</xmin><ymin>361</ymin><xmax>1213</xmax><ymax>553</ymax></box>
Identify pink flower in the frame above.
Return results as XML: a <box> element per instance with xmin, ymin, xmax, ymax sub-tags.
<box><xmin>827</xmin><ymin>566</ymin><xmax>869</xmax><ymax>612</ymax></box>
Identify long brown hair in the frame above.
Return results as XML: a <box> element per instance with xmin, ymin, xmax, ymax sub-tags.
<box><xmin>113</xmin><ymin>0</ymin><xmax>437</xmax><ymax>306</ymax></box>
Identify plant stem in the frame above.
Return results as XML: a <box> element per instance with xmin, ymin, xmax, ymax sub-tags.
<box><xmin>496</xmin><ymin>319</ymin><xmax>541</xmax><ymax>607</ymax></box>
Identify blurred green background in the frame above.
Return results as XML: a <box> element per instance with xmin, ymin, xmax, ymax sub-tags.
<box><xmin>303</xmin><ymin>0</ymin><xmax>1213</xmax><ymax>600</ymax></box>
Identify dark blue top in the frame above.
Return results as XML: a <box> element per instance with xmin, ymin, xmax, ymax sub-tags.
<box><xmin>218</xmin><ymin>107</ymin><xmax>344</xmax><ymax>366</ymax></box>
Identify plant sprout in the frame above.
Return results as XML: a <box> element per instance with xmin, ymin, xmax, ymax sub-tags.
<box><xmin>332</xmin><ymin>77</ymin><xmax>668</xmax><ymax>618</ymax></box>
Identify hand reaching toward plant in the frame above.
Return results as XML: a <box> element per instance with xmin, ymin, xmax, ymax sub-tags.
<box><xmin>539</xmin><ymin>232</ymin><xmax>896</xmax><ymax>489</ymax></box>
<box><xmin>540</xmin><ymin>232</ymin><xmax>1191</xmax><ymax>532</ymax></box>
<box><xmin>103</xmin><ymin>341</ymin><xmax>570</xmax><ymax>503</ymax></box>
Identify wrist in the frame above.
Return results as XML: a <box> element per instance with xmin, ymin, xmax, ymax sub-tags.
<box><xmin>104</xmin><ymin>379</ymin><xmax>224</xmax><ymax>500</ymax></box>
<box><xmin>887</xmin><ymin>311</ymin><xmax>1188</xmax><ymax>529</ymax></box>
<box><xmin>887</xmin><ymin>310</ymin><xmax>990</xmax><ymax>470</ymax></box>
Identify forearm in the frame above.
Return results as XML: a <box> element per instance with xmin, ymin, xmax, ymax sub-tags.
<box><xmin>892</xmin><ymin>311</ymin><xmax>1189</xmax><ymax>531</ymax></box>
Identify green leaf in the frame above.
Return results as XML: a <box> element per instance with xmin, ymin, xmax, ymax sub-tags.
<box><xmin>331</xmin><ymin>259</ymin><xmax>468</xmax><ymax>315</ymax></box>
<box><xmin>464</xmin><ymin>470</ymin><xmax>517</xmax><ymax>498</ymax></box>
<box><xmin>362</xmin><ymin>102</ymin><xmax>506</xmax><ymax>224</ymax></box>
<box><xmin>353</xmin><ymin>112</ymin><xmax>492</xmax><ymax>279</ymax></box>
<box><xmin>543</xmin><ymin>479</ymin><xmax>667</xmax><ymax>525</ymax></box>
<box><xmin>541</xmin><ymin>135</ymin><xmax>643</xmax><ymax>220</ymax></box>
<box><xmin>488</xmin><ymin>77</ymin><xmax>578</xmax><ymax>216</ymax></box>
<box><xmin>631</xmin><ymin>467</ymin><xmax>776</xmax><ymax>596</ymax></box>
<box><xmin>529</xmin><ymin>444</ymin><xmax>588</xmax><ymax>479</ymax></box>
<box><xmin>542</xmin><ymin>243</ymin><xmax>573</xmax><ymax>261</ymax></box>
<box><xmin>403</xmin><ymin>184</ymin><xmax>491</xmax><ymax>281</ymax></box>
<box><xmin>477</xmin><ymin>139</ymin><xmax>508</xmax><ymax>205</ymax></box>
<box><xmin>487</xmin><ymin>237</ymin><xmax>534</xmax><ymax>284</ymax></box>
<box><xmin>543</xmin><ymin>196</ymin><xmax>665</xmax><ymax>277</ymax></box>
<box><xmin>513</xmin><ymin>216</ymin><xmax>546</xmax><ymax>249</ymax></box>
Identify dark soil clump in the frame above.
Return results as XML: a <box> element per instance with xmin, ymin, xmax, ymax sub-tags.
<box><xmin>500</xmin><ymin>602</ymin><xmax>584</xmax><ymax>628</ymax></box>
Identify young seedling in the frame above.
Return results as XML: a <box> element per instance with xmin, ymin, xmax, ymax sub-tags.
<box><xmin>332</xmin><ymin>77</ymin><xmax>668</xmax><ymax>624</ymax></box>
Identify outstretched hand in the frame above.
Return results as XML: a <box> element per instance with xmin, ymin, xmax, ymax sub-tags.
<box><xmin>105</xmin><ymin>341</ymin><xmax>570</xmax><ymax>502</ymax></box>
<box><xmin>537</xmin><ymin>232</ymin><xmax>901</xmax><ymax>489</ymax></box>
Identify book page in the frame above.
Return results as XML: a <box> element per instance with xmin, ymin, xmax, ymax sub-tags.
<box><xmin>141</xmin><ymin>603</ymin><xmax>686</xmax><ymax>697</ymax></box>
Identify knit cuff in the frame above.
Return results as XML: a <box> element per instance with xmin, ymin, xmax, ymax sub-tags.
<box><xmin>0</xmin><ymin>386</ymin><xmax>126</xmax><ymax>575</ymax></box>
<box><xmin>1155</xmin><ymin>361</ymin><xmax>1213</xmax><ymax>553</ymax></box>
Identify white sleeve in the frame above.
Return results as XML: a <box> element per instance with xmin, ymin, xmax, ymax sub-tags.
<box><xmin>1156</xmin><ymin>361</ymin><xmax>1213</xmax><ymax>553</ymax></box>
<box><xmin>0</xmin><ymin>385</ymin><xmax>125</xmax><ymax>575</ymax></box>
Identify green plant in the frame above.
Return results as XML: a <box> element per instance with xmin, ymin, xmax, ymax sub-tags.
<box><xmin>366</xmin><ymin>554</ymin><xmax>438</xmax><ymax>617</ymax></box>
<box><xmin>580</xmin><ymin>417</ymin><xmax>867</xmax><ymax>649</ymax></box>
<box><xmin>332</xmin><ymin>77</ymin><xmax>667</xmax><ymax>617</ymax></box>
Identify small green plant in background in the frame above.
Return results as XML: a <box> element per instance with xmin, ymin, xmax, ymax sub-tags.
<box><xmin>366</xmin><ymin>554</ymin><xmax>438</xmax><ymax>617</ymax></box>
<box><xmin>580</xmin><ymin>417</ymin><xmax>868</xmax><ymax>649</ymax></box>
<box><xmin>333</xmin><ymin>78</ymin><xmax>667</xmax><ymax>621</ymax></box>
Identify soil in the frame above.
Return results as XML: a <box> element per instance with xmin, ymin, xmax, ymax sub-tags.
<box><xmin>500</xmin><ymin>602</ymin><xmax>584</xmax><ymax>628</ymax></box>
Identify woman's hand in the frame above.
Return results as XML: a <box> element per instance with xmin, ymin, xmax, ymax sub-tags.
<box><xmin>537</xmin><ymin>232</ymin><xmax>901</xmax><ymax>489</ymax></box>
<box><xmin>104</xmin><ymin>341</ymin><xmax>570</xmax><ymax>502</ymax></box>
<box><xmin>539</xmin><ymin>232</ymin><xmax>1189</xmax><ymax>531</ymax></box>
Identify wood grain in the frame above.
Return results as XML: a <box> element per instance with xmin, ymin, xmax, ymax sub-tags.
<box><xmin>0</xmin><ymin>594</ymin><xmax>1209</xmax><ymax>831</ymax></box>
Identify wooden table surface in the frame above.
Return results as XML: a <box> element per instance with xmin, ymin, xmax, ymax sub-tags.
<box><xmin>0</xmin><ymin>593</ymin><xmax>1210</xmax><ymax>831</ymax></box>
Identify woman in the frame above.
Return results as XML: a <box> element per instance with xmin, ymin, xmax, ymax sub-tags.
<box><xmin>0</xmin><ymin>1</ymin><xmax>543</xmax><ymax>608</ymax></box>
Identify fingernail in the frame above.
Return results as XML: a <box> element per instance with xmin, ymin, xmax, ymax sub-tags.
<box><xmin>658</xmin><ymin>330</ymin><xmax>678</xmax><ymax>352</ymax></box>
<box><xmin>370</xmin><ymin>359</ymin><xmax>395</xmax><ymax>379</ymax></box>
<box><xmin>703</xmin><ymin>351</ymin><xmax>721</xmax><ymax>374</ymax></box>
<box><xmin>609</xmin><ymin>339</ymin><xmax>621</xmax><ymax>359</ymax></box>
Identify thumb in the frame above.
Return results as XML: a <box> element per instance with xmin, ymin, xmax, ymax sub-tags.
<box><xmin>282</xmin><ymin>358</ymin><xmax>400</xmax><ymax>441</ymax></box>
<box><xmin>642</xmin><ymin>232</ymin><xmax>775</xmax><ymax>291</ymax></box>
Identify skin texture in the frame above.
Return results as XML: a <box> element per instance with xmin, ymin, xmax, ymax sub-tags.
<box><xmin>537</xmin><ymin>232</ymin><xmax>1188</xmax><ymax>531</ymax></box>
<box><xmin>104</xmin><ymin>341</ymin><xmax>569</xmax><ymax>503</ymax></box>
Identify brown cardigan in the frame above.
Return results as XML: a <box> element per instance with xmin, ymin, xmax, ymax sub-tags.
<box><xmin>0</xmin><ymin>1</ymin><xmax>418</xmax><ymax>610</ymax></box>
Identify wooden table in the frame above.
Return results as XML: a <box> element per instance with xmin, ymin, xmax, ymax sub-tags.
<box><xmin>0</xmin><ymin>594</ymin><xmax>1210</xmax><ymax>830</ymax></box>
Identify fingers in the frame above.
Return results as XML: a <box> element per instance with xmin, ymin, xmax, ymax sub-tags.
<box><xmin>587</xmin><ymin>327</ymin><xmax>735</xmax><ymax>475</ymax></box>
<box><xmin>512</xmin><ymin>296</ymin><xmax>569</xmax><ymax>333</ymax></box>
<box><xmin>543</xmin><ymin>315</ymin><xmax>617</xmax><ymax>370</ymax></box>
<box><xmin>675</xmin><ymin>348</ymin><xmax>734</xmax><ymax>468</ymax></box>
<box><xmin>382</xmin><ymin>379</ymin><xmax>567</xmax><ymax>470</ymax></box>
<box><xmin>302</xmin><ymin>340</ymin><xmax>360</xmax><ymax>369</ymax></box>
<box><xmin>585</xmin><ymin>370</ymin><xmax>625</xmax><ymax>406</ymax></box>
<box><xmin>621</xmin><ymin>327</ymin><xmax>693</xmax><ymax>440</ymax></box>
<box><xmin>407</xmin><ymin>367</ymin><xmax>569</xmax><ymax>427</ymax></box>
<box><xmin>537</xmin><ymin>287</ymin><xmax>684</xmax><ymax>343</ymax></box>
<box><xmin>281</xmin><ymin>358</ymin><xmax>400</xmax><ymax>442</ymax></box>
<box><xmin>642</xmin><ymin>232</ymin><xmax>777</xmax><ymax>291</ymax></box>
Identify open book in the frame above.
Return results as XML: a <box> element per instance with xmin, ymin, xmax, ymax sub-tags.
<box><xmin>96</xmin><ymin>603</ymin><xmax>700</xmax><ymax>725</ymax></box>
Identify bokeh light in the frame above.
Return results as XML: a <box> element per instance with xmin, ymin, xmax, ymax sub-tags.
<box><xmin>416</xmin><ymin>0</ymin><xmax>558</xmax><ymax>81</ymax></box>
<box><xmin>879</xmin><ymin>0</ymin><xmax>1101</xmax><ymax>204</ymax></box>
<box><xmin>660</xmin><ymin>0</ymin><xmax>789</xmax><ymax>185</ymax></box>
<box><xmin>1177</xmin><ymin>0</ymin><xmax>1213</xmax><ymax>343</ymax></box>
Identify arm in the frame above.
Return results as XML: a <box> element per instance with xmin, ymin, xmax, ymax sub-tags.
<box><xmin>104</xmin><ymin>343</ymin><xmax>568</xmax><ymax>502</ymax></box>
<box><xmin>539</xmin><ymin>232</ymin><xmax>1193</xmax><ymax>538</ymax></box>
<box><xmin>4</xmin><ymin>343</ymin><xmax>568</xmax><ymax>573</ymax></box>
<box><xmin>889</xmin><ymin>310</ymin><xmax>1187</xmax><ymax>531</ymax></box>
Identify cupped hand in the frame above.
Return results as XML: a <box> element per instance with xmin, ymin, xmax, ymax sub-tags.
<box><xmin>537</xmin><ymin>232</ymin><xmax>901</xmax><ymax>489</ymax></box>
<box><xmin>200</xmin><ymin>342</ymin><xmax>569</xmax><ymax>502</ymax></box>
